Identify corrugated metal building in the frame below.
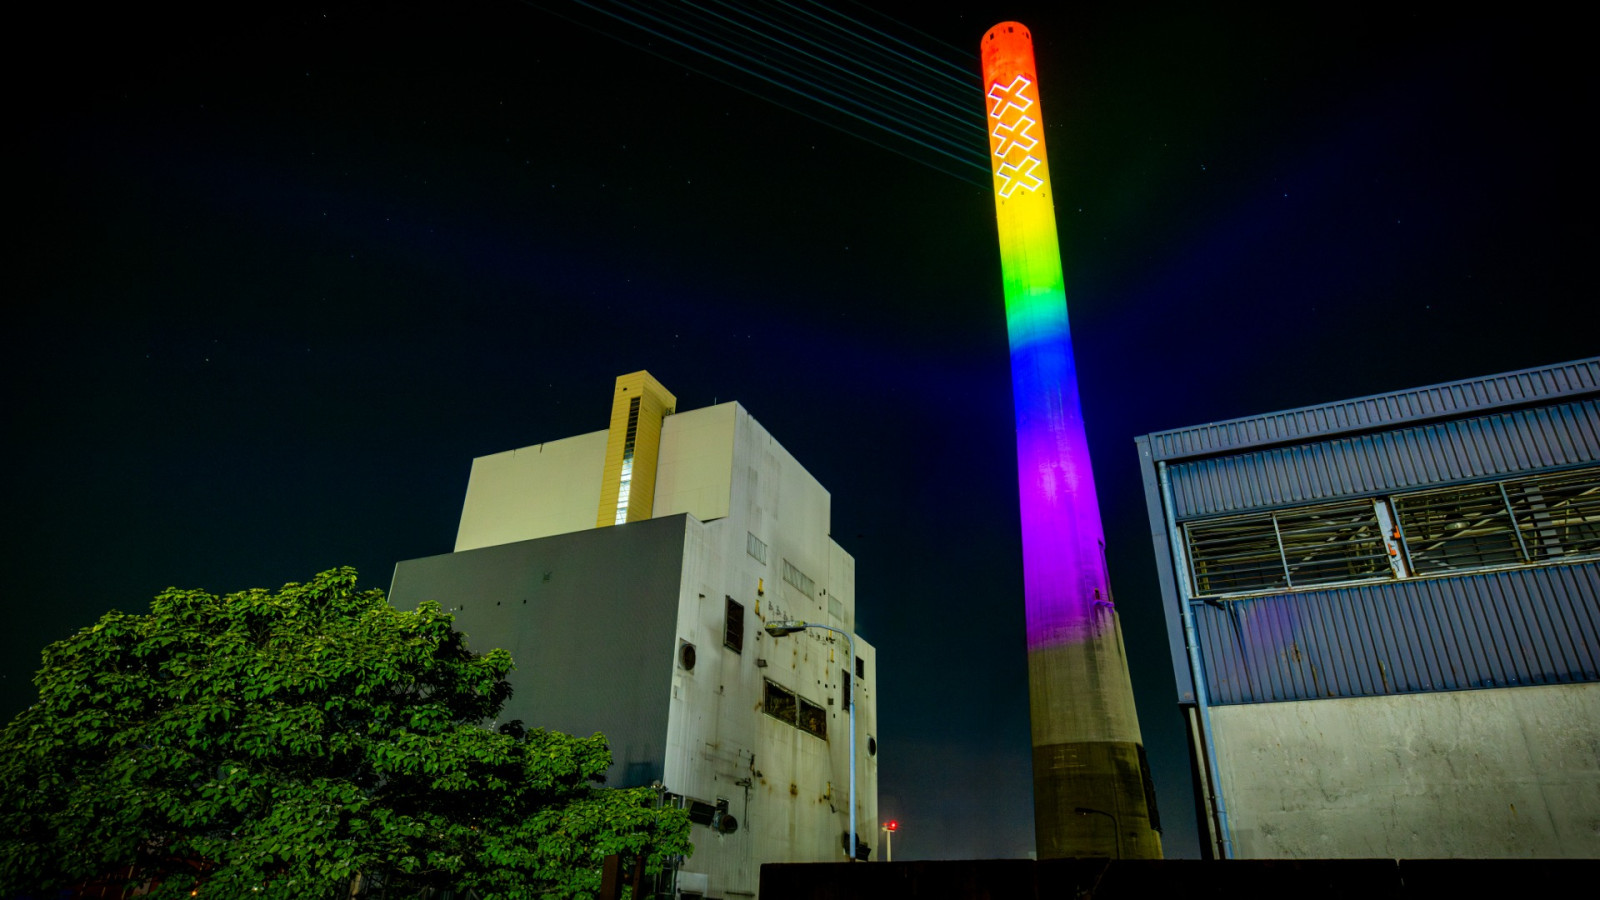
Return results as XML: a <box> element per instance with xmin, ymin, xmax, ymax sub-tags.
<box><xmin>1137</xmin><ymin>358</ymin><xmax>1600</xmax><ymax>858</ymax></box>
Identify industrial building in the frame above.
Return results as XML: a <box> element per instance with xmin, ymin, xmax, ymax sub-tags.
<box><xmin>389</xmin><ymin>372</ymin><xmax>878</xmax><ymax>898</ymax></box>
<box><xmin>1137</xmin><ymin>357</ymin><xmax>1599</xmax><ymax>858</ymax></box>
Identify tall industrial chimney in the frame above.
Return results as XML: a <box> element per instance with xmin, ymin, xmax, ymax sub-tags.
<box><xmin>980</xmin><ymin>22</ymin><xmax>1162</xmax><ymax>859</ymax></box>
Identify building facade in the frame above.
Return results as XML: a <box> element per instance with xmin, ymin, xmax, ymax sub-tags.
<box><xmin>390</xmin><ymin>372</ymin><xmax>879</xmax><ymax>897</ymax></box>
<box><xmin>1137</xmin><ymin>358</ymin><xmax>1599</xmax><ymax>858</ymax></box>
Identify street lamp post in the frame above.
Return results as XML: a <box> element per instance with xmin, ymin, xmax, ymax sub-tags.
<box><xmin>1074</xmin><ymin>806</ymin><xmax>1121</xmax><ymax>859</ymax></box>
<box><xmin>764</xmin><ymin>619</ymin><xmax>857</xmax><ymax>861</ymax></box>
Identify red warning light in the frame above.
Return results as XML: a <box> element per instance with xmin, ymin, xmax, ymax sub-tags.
<box><xmin>884</xmin><ymin>820</ymin><xmax>898</xmax><ymax>832</ymax></box>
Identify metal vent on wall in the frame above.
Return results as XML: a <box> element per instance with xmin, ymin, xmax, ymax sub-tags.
<box><xmin>724</xmin><ymin>597</ymin><xmax>744</xmax><ymax>654</ymax></box>
<box><xmin>781</xmin><ymin>559</ymin><xmax>815</xmax><ymax>598</ymax></box>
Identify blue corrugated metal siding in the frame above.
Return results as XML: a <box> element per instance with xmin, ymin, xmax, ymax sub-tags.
<box><xmin>1168</xmin><ymin>399</ymin><xmax>1600</xmax><ymax>520</ymax></box>
<box><xmin>1194</xmin><ymin>562</ymin><xmax>1600</xmax><ymax>704</ymax></box>
<box><xmin>1148</xmin><ymin>357</ymin><xmax>1599</xmax><ymax>462</ymax></box>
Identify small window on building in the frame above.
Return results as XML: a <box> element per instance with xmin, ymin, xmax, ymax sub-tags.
<box><xmin>841</xmin><ymin>668</ymin><xmax>851</xmax><ymax>711</ymax></box>
<box><xmin>746</xmin><ymin>532</ymin><xmax>768</xmax><ymax>564</ymax></box>
<box><xmin>724</xmin><ymin>597</ymin><xmax>744</xmax><ymax>654</ymax></box>
<box><xmin>855</xmin><ymin>656</ymin><xmax>865</xmax><ymax>679</ymax></box>
<box><xmin>763</xmin><ymin>678</ymin><xmax>828</xmax><ymax>741</ymax></box>
<box><xmin>685</xmin><ymin>799</ymin><xmax>717</xmax><ymax>825</ymax></box>
<box><xmin>763</xmin><ymin>679</ymin><xmax>797</xmax><ymax>725</ymax></box>
<box><xmin>782</xmin><ymin>559</ymin><xmax>815</xmax><ymax>598</ymax></box>
<box><xmin>798</xmin><ymin>697</ymin><xmax>828</xmax><ymax>739</ymax></box>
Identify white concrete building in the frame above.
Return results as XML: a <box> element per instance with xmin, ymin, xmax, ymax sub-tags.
<box><xmin>390</xmin><ymin>372</ymin><xmax>879</xmax><ymax>898</ymax></box>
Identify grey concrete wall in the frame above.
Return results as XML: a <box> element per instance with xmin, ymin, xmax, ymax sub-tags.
<box><xmin>389</xmin><ymin>515</ymin><xmax>687</xmax><ymax>787</ymax></box>
<box><xmin>1210</xmin><ymin>682</ymin><xmax>1600</xmax><ymax>858</ymax></box>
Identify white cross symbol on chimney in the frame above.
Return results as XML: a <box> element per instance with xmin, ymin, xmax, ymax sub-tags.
<box><xmin>996</xmin><ymin>155</ymin><xmax>1043</xmax><ymax>198</ymax></box>
<box><xmin>987</xmin><ymin>75</ymin><xmax>1034</xmax><ymax>119</ymax></box>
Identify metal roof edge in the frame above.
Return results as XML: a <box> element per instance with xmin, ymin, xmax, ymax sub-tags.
<box><xmin>1141</xmin><ymin>356</ymin><xmax>1600</xmax><ymax>463</ymax></box>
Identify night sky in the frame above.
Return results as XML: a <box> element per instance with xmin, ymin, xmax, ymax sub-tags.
<box><xmin>10</xmin><ymin>1</ymin><xmax>1592</xmax><ymax>861</ymax></box>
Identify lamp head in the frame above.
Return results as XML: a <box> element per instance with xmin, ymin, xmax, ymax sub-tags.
<box><xmin>764</xmin><ymin>619</ymin><xmax>808</xmax><ymax>637</ymax></box>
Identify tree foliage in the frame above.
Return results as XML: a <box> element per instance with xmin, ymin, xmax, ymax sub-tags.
<box><xmin>0</xmin><ymin>568</ymin><xmax>691</xmax><ymax>898</ymax></box>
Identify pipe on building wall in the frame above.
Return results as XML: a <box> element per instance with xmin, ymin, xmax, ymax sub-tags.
<box><xmin>1159</xmin><ymin>460</ymin><xmax>1233</xmax><ymax>859</ymax></box>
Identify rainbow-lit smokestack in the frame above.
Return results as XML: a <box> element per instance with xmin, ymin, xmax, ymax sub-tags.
<box><xmin>981</xmin><ymin>22</ymin><xmax>1161</xmax><ymax>859</ymax></box>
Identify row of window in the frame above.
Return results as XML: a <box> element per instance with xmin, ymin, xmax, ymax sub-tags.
<box><xmin>1185</xmin><ymin>465</ymin><xmax>1600</xmax><ymax>597</ymax></box>
<box><xmin>763</xmin><ymin>678</ymin><xmax>828</xmax><ymax>739</ymax></box>
<box><xmin>714</xmin><ymin>595</ymin><xmax>863</xmax><ymax>744</ymax></box>
<box><xmin>743</xmin><ymin>530</ymin><xmax>818</xmax><ymax>606</ymax></box>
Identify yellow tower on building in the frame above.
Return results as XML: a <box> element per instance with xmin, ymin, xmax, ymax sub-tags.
<box><xmin>596</xmin><ymin>371</ymin><xmax>677</xmax><ymax>527</ymax></box>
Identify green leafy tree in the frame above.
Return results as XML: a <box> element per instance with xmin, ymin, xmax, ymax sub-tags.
<box><xmin>0</xmin><ymin>568</ymin><xmax>691</xmax><ymax>898</ymax></box>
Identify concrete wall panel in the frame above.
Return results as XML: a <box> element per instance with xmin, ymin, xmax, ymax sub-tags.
<box><xmin>454</xmin><ymin>430</ymin><xmax>607</xmax><ymax>551</ymax></box>
<box><xmin>391</xmin><ymin>515</ymin><xmax>685</xmax><ymax>787</ymax></box>
<box><xmin>655</xmin><ymin>402</ymin><xmax>736</xmax><ymax>523</ymax></box>
<box><xmin>1209</xmin><ymin>683</ymin><xmax>1600</xmax><ymax>858</ymax></box>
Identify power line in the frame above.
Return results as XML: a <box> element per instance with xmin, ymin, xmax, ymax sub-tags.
<box><xmin>519</xmin><ymin>0</ymin><xmax>993</xmax><ymax>186</ymax></box>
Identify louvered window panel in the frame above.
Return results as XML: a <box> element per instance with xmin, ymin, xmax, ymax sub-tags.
<box><xmin>724</xmin><ymin>597</ymin><xmax>744</xmax><ymax>654</ymax></box>
<box><xmin>1507</xmin><ymin>468</ymin><xmax>1600</xmax><ymax>561</ymax></box>
<box><xmin>782</xmin><ymin>559</ymin><xmax>815</xmax><ymax>597</ymax></box>
<box><xmin>1182</xmin><ymin>465</ymin><xmax>1600</xmax><ymax>599</ymax></box>
<box><xmin>1394</xmin><ymin>484</ymin><xmax>1522</xmax><ymax>573</ymax></box>
<box><xmin>1186</xmin><ymin>514</ymin><xmax>1287</xmax><ymax>595</ymax></box>
<box><xmin>1275</xmin><ymin>501</ymin><xmax>1389</xmax><ymax>587</ymax></box>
